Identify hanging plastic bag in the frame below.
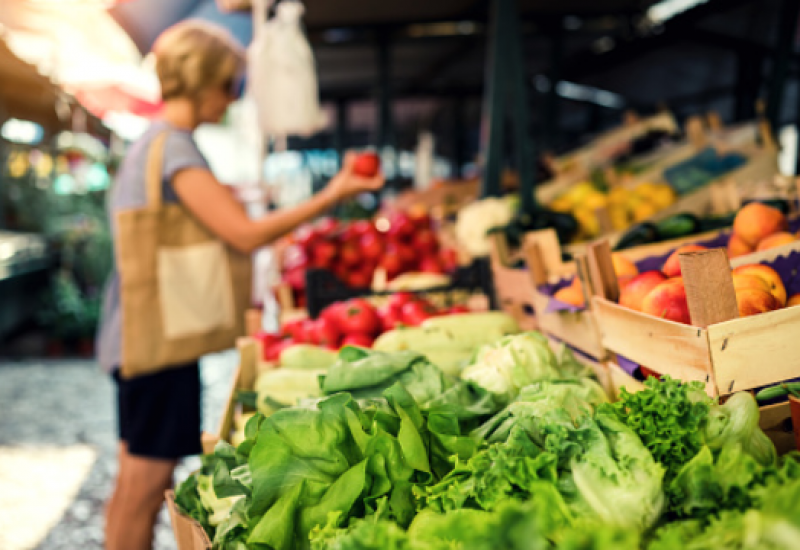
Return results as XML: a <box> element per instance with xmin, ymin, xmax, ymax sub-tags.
<box><xmin>247</xmin><ymin>0</ymin><xmax>327</xmax><ymax>137</ymax></box>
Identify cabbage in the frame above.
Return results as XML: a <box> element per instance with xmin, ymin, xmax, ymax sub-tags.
<box><xmin>460</xmin><ymin>332</ymin><xmax>559</xmax><ymax>402</ymax></box>
<box><xmin>454</xmin><ymin>197</ymin><xmax>515</xmax><ymax>257</ymax></box>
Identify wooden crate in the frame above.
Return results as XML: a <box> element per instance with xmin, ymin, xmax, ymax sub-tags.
<box><xmin>588</xmin><ymin>239</ymin><xmax>800</xmax><ymax>398</ymax></box>
<box><xmin>166</xmin><ymin>490</ymin><xmax>212</xmax><ymax>550</ymax></box>
<box><xmin>488</xmin><ymin>233</ymin><xmax>539</xmax><ymax>331</ymax></box>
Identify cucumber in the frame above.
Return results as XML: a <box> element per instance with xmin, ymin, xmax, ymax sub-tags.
<box><xmin>655</xmin><ymin>213</ymin><xmax>699</xmax><ymax>241</ymax></box>
<box><xmin>614</xmin><ymin>222</ymin><xmax>659</xmax><ymax>251</ymax></box>
<box><xmin>755</xmin><ymin>382</ymin><xmax>800</xmax><ymax>402</ymax></box>
<box><xmin>279</xmin><ymin>344</ymin><xmax>337</xmax><ymax>370</ymax></box>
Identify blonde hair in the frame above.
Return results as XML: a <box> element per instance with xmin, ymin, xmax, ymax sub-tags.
<box><xmin>153</xmin><ymin>20</ymin><xmax>245</xmax><ymax>101</ymax></box>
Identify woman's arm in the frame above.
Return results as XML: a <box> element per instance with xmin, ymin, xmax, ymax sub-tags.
<box><xmin>172</xmin><ymin>153</ymin><xmax>384</xmax><ymax>254</ymax></box>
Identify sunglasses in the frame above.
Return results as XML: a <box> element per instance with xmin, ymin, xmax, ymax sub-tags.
<box><xmin>221</xmin><ymin>74</ymin><xmax>246</xmax><ymax>99</ymax></box>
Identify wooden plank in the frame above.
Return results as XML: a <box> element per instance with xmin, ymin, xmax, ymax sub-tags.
<box><xmin>586</xmin><ymin>240</ymin><xmax>620</xmax><ymax>303</ymax></box>
<box><xmin>592</xmin><ymin>298</ymin><xmax>713</xmax><ymax>381</ymax></box>
<box><xmin>215</xmin><ymin>338</ymin><xmax>259</xmax><ymax>445</ymax></box>
<box><xmin>491</xmin><ymin>263</ymin><xmax>538</xmax><ymax>330</ymax></box>
<box><xmin>759</xmin><ymin>401</ymin><xmax>796</xmax><ymax>455</ymax></box>
<box><xmin>680</xmin><ymin>249</ymin><xmax>739</xmax><ymax>328</ymax></box>
<box><xmin>166</xmin><ymin>490</ymin><xmax>212</xmax><ymax>550</ymax></box>
<box><xmin>533</xmin><ymin>290</ymin><xmax>606</xmax><ymax>359</ymax></box>
<box><xmin>708</xmin><ymin>305</ymin><xmax>800</xmax><ymax>394</ymax></box>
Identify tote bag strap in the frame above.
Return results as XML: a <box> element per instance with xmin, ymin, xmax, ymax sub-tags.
<box><xmin>145</xmin><ymin>130</ymin><xmax>169</xmax><ymax>210</ymax></box>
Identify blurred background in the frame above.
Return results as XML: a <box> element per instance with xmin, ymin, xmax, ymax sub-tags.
<box><xmin>0</xmin><ymin>0</ymin><xmax>799</xmax><ymax>548</ymax></box>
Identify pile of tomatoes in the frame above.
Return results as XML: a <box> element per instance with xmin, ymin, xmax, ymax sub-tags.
<box><xmin>280</xmin><ymin>213</ymin><xmax>460</xmax><ymax>308</ymax></box>
<box><xmin>256</xmin><ymin>293</ymin><xmax>469</xmax><ymax>360</ymax></box>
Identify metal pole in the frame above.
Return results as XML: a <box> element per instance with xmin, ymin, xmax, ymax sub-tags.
<box><xmin>479</xmin><ymin>0</ymin><xmax>510</xmax><ymax>198</ymax></box>
<box><xmin>452</xmin><ymin>97</ymin><xmax>465</xmax><ymax>179</ymax></box>
<box><xmin>765</xmin><ymin>0</ymin><xmax>800</xmax><ymax>134</ymax></box>
<box><xmin>504</xmin><ymin>0</ymin><xmax>537</xmax><ymax>213</ymax></box>
<box><xmin>542</xmin><ymin>21</ymin><xmax>564</xmax><ymax>152</ymax></box>
<box><xmin>376</xmin><ymin>30</ymin><xmax>393</xmax><ymax>150</ymax></box>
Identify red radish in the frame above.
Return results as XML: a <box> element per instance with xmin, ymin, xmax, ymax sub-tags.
<box><xmin>312</xmin><ymin>239</ymin><xmax>338</xmax><ymax>266</ymax></box>
<box><xmin>347</xmin><ymin>270</ymin><xmax>372</xmax><ymax>289</ymax></box>
<box><xmin>439</xmin><ymin>248</ymin><xmax>459</xmax><ymax>272</ymax></box>
<box><xmin>377</xmin><ymin>305</ymin><xmax>402</xmax><ymax>331</ymax></box>
<box><xmin>448</xmin><ymin>305</ymin><xmax>470</xmax><ymax>314</ymax></box>
<box><xmin>353</xmin><ymin>152</ymin><xmax>380</xmax><ymax>178</ymax></box>
<box><xmin>388</xmin><ymin>213</ymin><xmax>416</xmax><ymax>241</ymax></box>
<box><xmin>339</xmin><ymin>242</ymin><xmax>360</xmax><ymax>266</ymax></box>
<box><xmin>316</xmin><ymin>217</ymin><xmax>339</xmax><ymax>235</ymax></box>
<box><xmin>379</xmin><ymin>254</ymin><xmax>404</xmax><ymax>279</ymax></box>
<box><xmin>284</xmin><ymin>266</ymin><xmax>306</xmax><ymax>291</ymax></box>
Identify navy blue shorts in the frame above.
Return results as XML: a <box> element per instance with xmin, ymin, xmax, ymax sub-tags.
<box><xmin>113</xmin><ymin>363</ymin><xmax>202</xmax><ymax>459</ymax></box>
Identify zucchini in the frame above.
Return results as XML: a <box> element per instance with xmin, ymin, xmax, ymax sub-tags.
<box><xmin>655</xmin><ymin>213</ymin><xmax>699</xmax><ymax>241</ymax></box>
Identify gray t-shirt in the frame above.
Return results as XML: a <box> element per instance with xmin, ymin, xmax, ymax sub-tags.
<box><xmin>96</xmin><ymin>120</ymin><xmax>210</xmax><ymax>372</ymax></box>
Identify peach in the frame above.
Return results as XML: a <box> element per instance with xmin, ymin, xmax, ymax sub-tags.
<box><xmin>662</xmin><ymin>245</ymin><xmax>708</xmax><ymax>278</ymax></box>
<box><xmin>735</xmin><ymin>287</ymin><xmax>781</xmax><ymax>317</ymax></box>
<box><xmin>731</xmin><ymin>273</ymin><xmax>772</xmax><ymax>294</ymax></box>
<box><xmin>642</xmin><ymin>278</ymin><xmax>691</xmax><ymax>324</ymax></box>
<box><xmin>554</xmin><ymin>285</ymin><xmax>585</xmax><ymax>307</ymax></box>
<box><xmin>756</xmin><ymin>231</ymin><xmax>796</xmax><ymax>252</ymax></box>
<box><xmin>732</xmin><ymin>264</ymin><xmax>787</xmax><ymax>306</ymax></box>
<box><xmin>727</xmin><ymin>233</ymin><xmax>755</xmax><ymax>258</ymax></box>
<box><xmin>788</xmin><ymin>293</ymin><xmax>800</xmax><ymax>307</ymax></box>
<box><xmin>612</xmin><ymin>253</ymin><xmax>639</xmax><ymax>279</ymax></box>
<box><xmin>620</xmin><ymin>270</ymin><xmax>668</xmax><ymax>312</ymax></box>
<box><xmin>732</xmin><ymin>202</ymin><xmax>787</xmax><ymax>247</ymax></box>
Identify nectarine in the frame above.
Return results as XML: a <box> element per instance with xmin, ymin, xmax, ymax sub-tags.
<box><xmin>620</xmin><ymin>270</ymin><xmax>668</xmax><ymax>312</ymax></box>
<box><xmin>756</xmin><ymin>231</ymin><xmax>796</xmax><ymax>252</ymax></box>
<box><xmin>642</xmin><ymin>278</ymin><xmax>691</xmax><ymax>324</ymax></box>
<box><xmin>732</xmin><ymin>264</ymin><xmax>787</xmax><ymax>306</ymax></box>
<box><xmin>727</xmin><ymin>233</ymin><xmax>754</xmax><ymax>258</ymax></box>
<box><xmin>788</xmin><ymin>293</ymin><xmax>800</xmax><ymax>307</ymax></box>
<box><xmin>733</xmin><ymin>202</ymin><xmax>787</xmax><ymax>247</ymax></box>
<box><xmin>735</xmin><ymin>287</ymin><xmax>781</xmax><ymax>317</ymax></box>
<box><xmin>554</xmin><ymin>285</ymin><xmax>585</xmax><ymax>307</ymax></box>
<box><xmin>731</xmin><ymin>273</ymin><xmax>772</xmax><ymax>294</ymax></box>
<box><xmin>662</xmin><ymin>245</ymin><xmax>708</xmax><ymax>278</ymax></box>
<box><xmin>612</xmin><ymin>253</ymin><xmax>639</xmax><ymax>279</ymax></box>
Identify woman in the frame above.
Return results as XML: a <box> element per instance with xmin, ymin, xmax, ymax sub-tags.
<box><xmin>98</xmin><ymin>20</ymin><xmax>383</xmax><ymax>550</ymax></box>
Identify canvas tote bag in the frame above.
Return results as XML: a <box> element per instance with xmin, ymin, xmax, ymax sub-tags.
<box><xmin>115</xmin><ymin>131</ymin><xmax>252</xmax><ymax>378</ymax></box>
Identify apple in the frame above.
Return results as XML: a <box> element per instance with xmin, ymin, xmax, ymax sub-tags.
<box><xmin>353</xmin><ymin>152</ymin><xmax>380</xmax><ymax>178</ymax></box>
<box><xmin>733</xmin><ymin>202</ymin><xmax>787</xmax><ymax>247</ymax></box>
<box><xmin>662</xmin><ymin>245</ymin><xmax>708</xmax><ymax>278</ymax></box>
<box><xmin>641</xmin><ymin>278</ymin><xmax>691</xmax><ymax>324</ymax></box>
<box><xmin>732</xmin><ymin>264</ymin><xmax>787</xmax><ymax>306</ymax></box>
<box><xmin>619</xmin><ymin>270</ymin><xmax>668</xmax><ymax>312</ymax></box>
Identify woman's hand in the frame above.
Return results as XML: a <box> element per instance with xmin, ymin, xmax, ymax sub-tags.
<box><xmin>327</xmin><ymin>152</ymin><xmax>386</xmax><ymax>201</ymax></box>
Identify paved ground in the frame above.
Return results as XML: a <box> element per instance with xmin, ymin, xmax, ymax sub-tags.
<box><xmin>0</xmin><ymin>351</ymin><xmax>239</xmax><ymax>550</ymax></box>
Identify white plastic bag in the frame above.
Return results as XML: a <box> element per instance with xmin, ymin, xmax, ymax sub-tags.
<box><xmin>247</xmin><ymin>1</ymin><xmax>327</xmax><ymax>137</ymax></box>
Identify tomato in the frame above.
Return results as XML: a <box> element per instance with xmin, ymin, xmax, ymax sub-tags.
<box><xmin>379</xmin><ymin>254</ymin><xmax>404</xmax><ymax>280</ymax></box>
<box><xmin>341</xmin><ymin>332</ymin><xmax>374</xmax><ymax>348</ymax></box>
<box><xmin>321</xmin><ymin>302</ymin><xmax>343</xmax><ymax>324</ymax></box>
<box><xmin>316</xmin><ymin>217</ymin><xmax>339</xmax><ymax>236</ymax></box>
<box><xmin>339</xmin><ymin>242</ymin><xmax>360</xmax><ymax>266</ymax></box>
<box><xmin>419</xmin><ymin>255</ymin><xmax>444</xmax><ymax>274</ymax></box>
<box><xmin>346</xmin><ymin>269</ymin><xmax>372</xmax><ymax>289</ymax></box>
<box><xmin>387</xmin><ymin>213</ymin><xmax>416</xmax><ymax>241</ymax></box>
<box><xmin>400</xmin><ymin>300</ymin><xmax>438</xmax><ymax>326</ymax></box>
<box><xmin>387</xmin><ymin>292</ymin><xmax>417</xmax><ymax>312</ymax></box>
<box><xmin>310</xmin><ymin>318</ymin><xmax>340</xmax><ymax>348</ymax></box>
<box><xmin>407</xmin><ymin>210</ymin><xmax>432</xmax><ymax>229</ymax></box>
<box><xmin>351</xmin><ymin>220</ymin><xmax>377</xmax><ymax>238</ymax></box>
<box><xmin>253</xmin><ymin>330</ymin><xmax>282</xmax><ymax>352</ymax></box>
<box><xmin>439</xmin><ymin>248</ymin><xmax>460</xmax><ymax>272</ymax></box>
<box><xmin>311</xmin><ymin>239</ymin><xmax>338</xmax><ymax>267</ymax></box>
<box><xmin>359</xmin><ymin>232</ymin><xmax>384</xmax><ymax>260</ymax></box>
<box><xmin>283</xmin><ymin>266</ymin><xmax>306</xmax><ymax>291</ymax></box>
<box><xmin>265</xmin><ymin>339</ymin><xmax>293</xmax><ymax>362</ymax></box>
<box><xmin>282</xmin><ymin>244</ymin><xmax>308</xmax><ymax>271</ymax></box>
<box><xmin>338</xmin><ymin>298</ymin><xmax>380</xmax><ymax>335</ymax></box>
<box><xmin>353</xmin><ymin>152</ymin><xmax>380</xmax><ymax>178</ymax></box>
<box><xmin>448</xmin><ymin>305</ymin><xmax>470</xmax><ymax>314</ymax></box>
<box><xmin>413</xmin><ymin>229</ymin><xmax>438</xmax><ymax>254</ymax></box>
<box><xmin>281</xmin><ymin>318</ymin><xmax>306</xmax><ymax>340</ymax></box>
<box><xmin>377</xmin><ymin>304</ymin><xmax>402</xmax><ymax>332</ymax></box>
